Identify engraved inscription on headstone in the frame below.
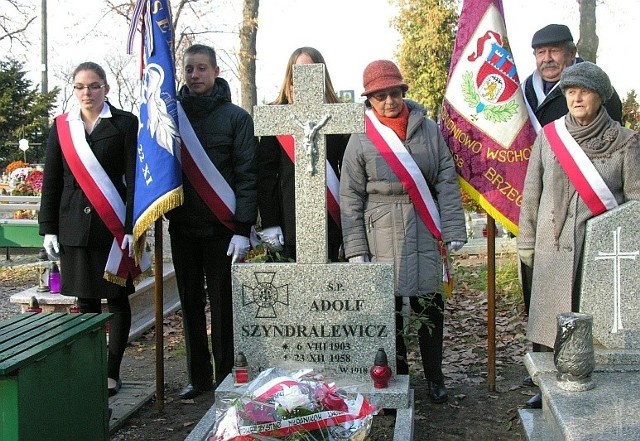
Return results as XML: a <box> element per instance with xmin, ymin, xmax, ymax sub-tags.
<box><xmin>232</xmin><ymin>63</ymin><xmax>396</xmax><ymax>382</ymax></box>
<box><xmin>580</xmin><ymin>201</ymin><xmax>640</xmax><ymax>350</ymax></box>
<box><xmin>234</xmin><ymin>264</ymin><xmax>395</xmax><ymax>380</ymax></box>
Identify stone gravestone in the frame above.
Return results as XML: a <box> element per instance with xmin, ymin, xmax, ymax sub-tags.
<box><xmin>519</xmin><ymin>201</ymin><xmax>640</xmax><ymax>441</ymax></box>
<box><xmin>233</xmin><ymin>63</ymin><xmax>397</xmax><ymax>381</ymax></box>
<box><xmin>580</xmin><ymin>200</ymin><xmax>640</xmax><ymax>361</ymax></box>
<box><xmin>185</xmin><ymin>64</ymin><xmax>414</xmax><ymax>441</ymax></box>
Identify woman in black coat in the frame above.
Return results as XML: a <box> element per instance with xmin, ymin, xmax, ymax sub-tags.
<box><xmin>39</xmin><ymin>62</ymin><xmax>139</xmax><ymax>397</ymax></box>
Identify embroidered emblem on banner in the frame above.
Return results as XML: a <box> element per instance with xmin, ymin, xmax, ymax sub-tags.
<box><xmin>464</xmin><ymin>31</ymin><xmax>520</xmax><ymax>123</ymax></box>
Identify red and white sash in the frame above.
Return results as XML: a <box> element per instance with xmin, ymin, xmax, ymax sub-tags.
<box><xmin>544</xmin><ymin>116</ymin><xmax>618</xmax><ymax>216</ymax></box>
<box><xmin>365</xmin><ymin>109</ymin><xmax>452</xmax><ymax>288</ymax></box>
<box><xmin>56</xmin><ymin>112</ymin><xmax>150</xmax><ymax>286</ymax></box>
<box><xmin>276</xmin><ymin>135</ymin><xmax>341</xmax><ymax>227</ymax></box>
<box><xmin>177</xmin><ymin>103</ymin><xmax>236</xmax><ymax>230</ymax></box>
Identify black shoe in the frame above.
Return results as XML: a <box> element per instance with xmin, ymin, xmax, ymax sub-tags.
<box><xmin>178</xmin><ymin>382</ymin><xmax>214</xmax><ymax>399</ymax></box>
<box><xmin>523</xmin><ymin>376</ymin><xmax>535</xmax><ymax>387</ymax></box>
<box><xmin>428</xmin><ymin>381</ymin><xmax>448</xmax><ymax>404</ymax></box>
<box><xmin>108</xmin><ymin>378</ymin><xmax>122</xmax><ymax>397</ymax></box>
<box><xmin>525</xmin><ymin>392</ymin><xmax>542</xmax><ymax>409</ymax></box>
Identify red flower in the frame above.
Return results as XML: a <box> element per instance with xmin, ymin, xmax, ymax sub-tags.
<box><xmin>25</xmin><ymin>170</ymin><xmax>43</xmax><ymax>194</ymax></box>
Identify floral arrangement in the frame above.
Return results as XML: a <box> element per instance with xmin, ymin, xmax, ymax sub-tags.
<box><xmin>210</xmin><ymin>368</ymin><xmax>378</xmax><ymax>440</ymax></box>
<box><xmin>245</xmin><ymin>243</ymin><xmax>293</xmax><ymax>263</ymax></box>
<box><xmin>25</xmin><ymin>169</ymin><xmax>43</xmax><ymax>194</ymax></box>
<box><xmin>5</xmin><ymin>160</ymin><xmax>29</xmax><ymax>176</ymax></box>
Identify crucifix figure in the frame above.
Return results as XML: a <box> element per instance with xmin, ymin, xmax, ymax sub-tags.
<box><xmin>293</xmin><ymin>114</ymin><xmax>330</xmax><ymax>174</ymax></box>
<box><xmin>253</xmin><ymin>64</ymin><xmax>364</xmax><ymax>263</ymax></box>
<box><xmin>594</xmin><ymin>226</ymin><xmax>639</xmax><ymax>333</ymax></box>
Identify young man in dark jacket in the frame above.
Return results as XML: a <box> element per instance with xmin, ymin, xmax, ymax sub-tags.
<box><xmin>165</xmin><ymin>44</ymin><xmax>258</xmax><ymax>399</ymax></box>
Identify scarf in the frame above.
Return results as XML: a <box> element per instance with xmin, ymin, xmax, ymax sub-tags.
<box><xmin>552</xmin><ymin>107</ymin><xmax>634</xmax><ymax>243</ymax></box>
<box><xmin>373</xmin><ymin>103</ymin><xmax>409</xmax><ymax>141</ymax></box>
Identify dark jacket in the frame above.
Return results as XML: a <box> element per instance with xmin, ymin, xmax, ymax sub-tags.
<box><xmin>258</xmin><ymin>133</ymin><xmax>349</xmax><ymax>260</ymax></box>
<box><xmin>523</xmin><ymin>59</ymin><xmax>623</xmax><ymax>126</ymax></box>
<box><xmin>39</xmin><ymin>103</ymin><xmax>137</xmax><ymax>248</ymax></box>
<box><xmin>166</xmin><ymin>77</ymin><xmax>258</xmax><ymax>238</ymax></box>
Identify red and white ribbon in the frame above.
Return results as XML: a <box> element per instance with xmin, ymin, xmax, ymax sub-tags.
<box><xmin>177</xmin><ymin>103</ymin><xmax>236</xmax><ymax>230</ymax></box>
<box><xmin>56</xmin><ymin>112</ymin><xmax>150</xmax><ymax>285</ymax></box>
<box><xmin>276</xmin><ymin>135</ymin><xmax>341</xmax><ymax>227</ymax></box>
<box><xmin>365</xmin><ymin>109</ymin><xmax>452</xmax><ymax>286</ymax></box>
<box><xmin>544</xmin><ymin>116</ymin><xmax>618</xmax><ymax>216</ymax></box>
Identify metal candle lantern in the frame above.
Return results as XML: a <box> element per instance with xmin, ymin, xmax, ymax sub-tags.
<box><xmin>554</xmin><ymin>312</ymin><xmax>596</xmax><ymax>391</ymax></box>
<box><xmin>36</xmin><ymin>248</ymin><xmax>50</xmax><ymax>293</ymax></box>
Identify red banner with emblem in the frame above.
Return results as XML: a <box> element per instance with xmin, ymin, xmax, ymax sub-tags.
<box><xmin>439</xmin><ymin>0</ymin><xmax>536</xmax><ymax>235</ymax></box>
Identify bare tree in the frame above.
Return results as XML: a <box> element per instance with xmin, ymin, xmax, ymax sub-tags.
<box><xmin>576</xmin><ymin>0</ymin><xmax>598</xmax><ymax>62</ymax></box>
<box><xmin>239</xmin><ymin>0</ymin><xmax>258</xmax><ymax>113</ymax></box>
<box><xmin>104</xmin><ymin>52</ymin><xmax>139</xmax><ymax>112</ymax></box>
<box><xmin>50</xmin><ymin>61</ymin><xmax>76</xmax><ymax>114</ymax></box>
<box><xmin>0</xmin><ymin>0</ymin><xmax>35</xmax><ymax>49</ymax></box>
<box><xmin>102</xmin><ymin>0</ymin><xmax>240</xmax><ymax>107</ymax></box>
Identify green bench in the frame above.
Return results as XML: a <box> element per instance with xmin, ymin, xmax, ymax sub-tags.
<box><xmin>0</xmin><ymin>313</ymin><xmax>111</xmax><ymax>441</ymax></box>
<box><xmin>0</xmin><ymin>196</ymin><xmax>41</xmax><ymax>260</ymax></box>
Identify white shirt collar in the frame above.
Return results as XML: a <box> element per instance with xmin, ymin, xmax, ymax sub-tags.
<box><xmin>66</xmin><ymin>102</ymin><xmax>112</xmax><ymax>121</ymax></box>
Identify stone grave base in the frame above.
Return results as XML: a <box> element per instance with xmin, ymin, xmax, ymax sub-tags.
<box><xmin>185</xmin><ymin>374</ymin><xmax>414</xmax><ymax>441</ymax></box>
<box><xmin>519</xmin><ymin>352</ymin><xmax>640</xmax><ymax>440</ymax></box>
<box><xmin>9</xmin><ymin>263</ymin><xmax>180</xmax><ymax>341</ymax></box>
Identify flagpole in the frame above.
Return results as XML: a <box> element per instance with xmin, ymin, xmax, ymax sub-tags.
<box><xmin>154</xmin><ymin>218</ymin><xmax>165</xmax><ymax>409</ymax></box>
<box><xmin>486</xmin><ymin>215</ymin><xmax>496</xmax><ymax>392</ymax></box>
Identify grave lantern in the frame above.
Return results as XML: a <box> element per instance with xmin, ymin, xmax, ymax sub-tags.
<box><xmin>36</xmin><ymin>248</ymin><xmax>51</xmax><ymax>293</ymax></box>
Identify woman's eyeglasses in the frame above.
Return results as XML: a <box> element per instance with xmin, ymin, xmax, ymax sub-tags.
<box><xmin>370</xmin><ymin>88</ymin><xmax>403</xmax><ymax>102</ymax></box>
<box><xmin>73</xmin><ymin>83</ymin><xmax>106</xmax><ymax>91</ymax></box>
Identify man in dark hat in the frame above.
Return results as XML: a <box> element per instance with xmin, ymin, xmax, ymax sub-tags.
<box><xmin>520</xmin><ymin>23</ymin><xmax>623</xmax><ymax>409</ymax></box>
<box><xmin>523</xmin><ymin>23</ymin><xmax>622</xmax><ymax>128</ymax></box>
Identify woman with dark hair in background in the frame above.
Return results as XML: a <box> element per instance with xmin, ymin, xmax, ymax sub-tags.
<box><xmin>258</xmin><ymin>47</ymin><xmax>349</xmax><ymax>262</ymax></box>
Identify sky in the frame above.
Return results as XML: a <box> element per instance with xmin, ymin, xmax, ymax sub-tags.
<box><xmin>4</xmin><ymin>0</ymin><xmax>639</xmax><ymax>111</ymax></box>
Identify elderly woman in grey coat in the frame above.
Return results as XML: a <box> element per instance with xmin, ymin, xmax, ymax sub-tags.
<box><xmin>340</xmin><ymin>60</ymin><xmax>467</xmax><ymax>404</ymax></box>
<box><xmin>518</xmin><ymin>62</ymin><xmax>640</xmax><ymax>352</ymax></box>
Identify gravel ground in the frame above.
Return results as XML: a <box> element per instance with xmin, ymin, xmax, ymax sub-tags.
<box><xmin>0</xmin><ymin>248</ymin><xmax>43</xmax><ymax>321</ymax></box>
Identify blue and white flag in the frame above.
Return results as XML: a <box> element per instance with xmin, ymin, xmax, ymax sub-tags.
<box><xmin>127</xmin><ymin>0</ymin><xmax>182</xmax><ymax>262</ymax></box>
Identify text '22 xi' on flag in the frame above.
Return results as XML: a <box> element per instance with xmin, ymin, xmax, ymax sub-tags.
<box><xmin>440</xmin><ymin>0</ymin><xmax>536</xmax><ymax>235</ymax></box>
<box><xmin>127</xmin><ymin>0</ymin><xmax>183</xmax><ymax>262</ymax></box>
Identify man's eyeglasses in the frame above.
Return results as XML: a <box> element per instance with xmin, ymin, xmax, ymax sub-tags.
<box><xmin>73</xmin><ymin>83</ymin><xmax>106</xmax><ymax>91</ymax></box>
<box><xmin>370</xmin><ymin>88</ymin><xmax>403</xmax><ymax>102</ymax></box>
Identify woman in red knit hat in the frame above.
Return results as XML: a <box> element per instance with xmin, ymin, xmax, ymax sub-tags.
<box><xmin>340</xmin><ymin>59</ymin><xmax>467</xmax><ymax>403</ymax></box>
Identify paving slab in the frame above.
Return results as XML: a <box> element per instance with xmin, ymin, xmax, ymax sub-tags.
<box><xmin>108</xmin><ymin>380</ymin><xmax>156</xmax><ymax>433</ymax></box>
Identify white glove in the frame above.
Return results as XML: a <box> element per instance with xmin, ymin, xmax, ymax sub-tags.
<box><xmin>519</xmin><ymin>248</ymin><xmax>534</xmax><ymax>268</ymax></box>
<box><xmin>227</xmin><ymin>234</ymin><xmax>251</xmax><ymax>264</ymax></box>
<box><xmin>44</xmin><ymin>234</ymin><xmax>60</xmax><ymax>259</ymax></box>
<box><xmin>120</xmin><ymin>234</ymin><xmax>134</xmax><ymax>258</ymax></box>
<box><xmin>447</xmin><ymin>241</ymin><xmax>465</xmax><ymax>253</ymax></box>
<box><xmin>349</xmin><ymin>255</ymin><xmax>370</xmax><ymax>263</ymax></box>
<box><xmin>260</xmin><ymin>226</ymin><xmax>284</xmax><ymax>251</ymax></box>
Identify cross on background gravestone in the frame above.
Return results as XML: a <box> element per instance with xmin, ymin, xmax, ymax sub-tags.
<box><xmin>581</xmin><ymin>201</ymin><xmax>640</xmax><ymax>352</ymax></box>
<box><xmin>253</xmin><ymin>63</ymin><xmax>364</xmax><ymax>263</ymax></box>
<box><xmin>593</xmin><ymin>226</ymin><xmax>639</xmax><ymax>334</ymax></box>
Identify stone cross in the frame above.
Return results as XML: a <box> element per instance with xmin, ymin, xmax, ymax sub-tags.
<box><xmin>253</xmin><ymin>64</ymin><xmax>364</xmax><ymax>264</ymax></box>
<box><xmin>594</xmin><ymin>226</ymin><xmax>638</xmax><ymax>333</ymax></box>
<box><xmin>580</xmin><ymin>201</ymin><xmax>640</xmax><ymax>352</ymax></box>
